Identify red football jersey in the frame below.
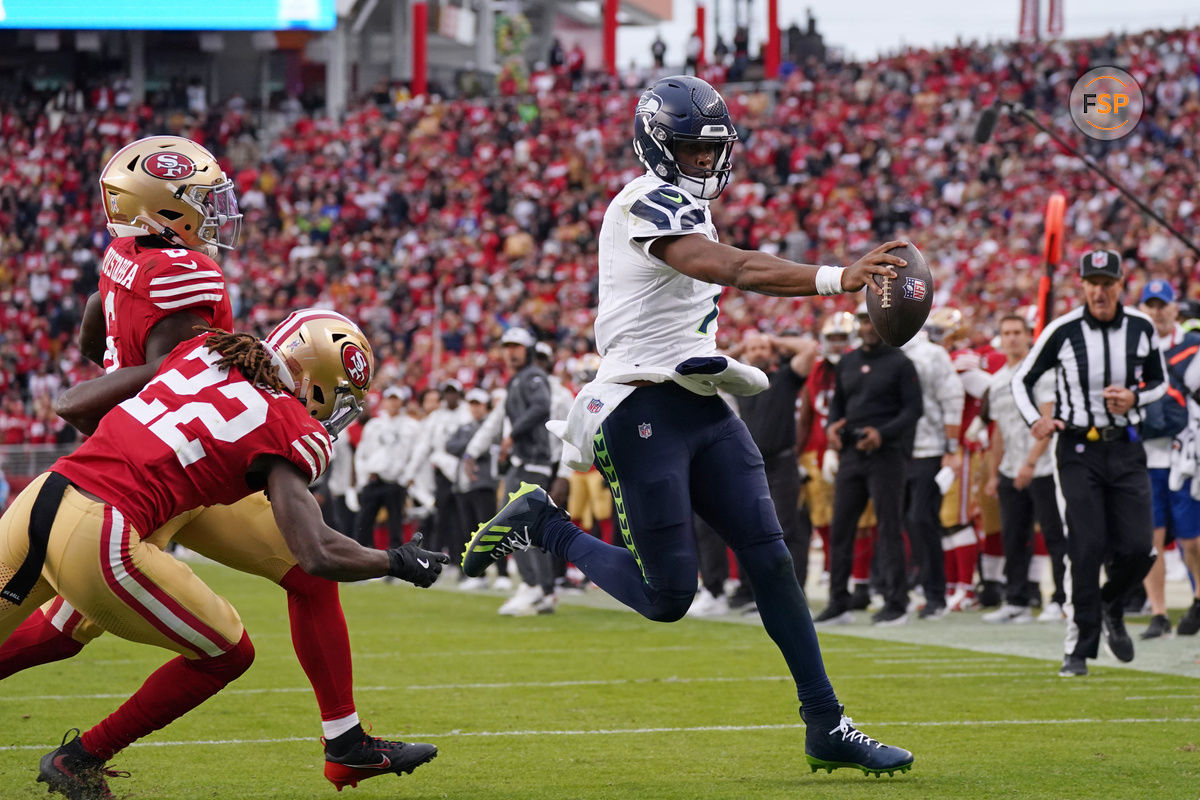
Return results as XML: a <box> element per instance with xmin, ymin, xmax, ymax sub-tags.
<box><xmin>98</xmin><ymin>237</ymin><xmax>233</xmax><ymax>372</ymax></box>
<box><xmin>53</xmin><ymin>336</ymin><xmax>332</xmax><ymax>537</ymax></box>
<box><xmin>803</xmin><ymin>358</ymin><xmax>837</xmax><ymax>459</ymax></box>
<box><xmin>950</xmin><ymin>343</ymin><xmax>1006</xmax><ymax>446</ymax></box>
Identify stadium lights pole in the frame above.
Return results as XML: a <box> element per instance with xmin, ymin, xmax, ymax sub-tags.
<box><xmin>985</xmin><ymin>101</ymin><xmax>1200</xmax><ymax>263</ymax></box>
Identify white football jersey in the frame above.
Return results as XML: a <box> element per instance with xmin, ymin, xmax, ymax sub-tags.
<box><xmin>594</xmin><ymin>172</ymin><xmax>721</xmax><ymax>373</ymax></box>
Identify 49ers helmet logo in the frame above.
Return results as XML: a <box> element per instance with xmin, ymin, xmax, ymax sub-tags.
<box><xmin>142</xmin><ymin>151</ymin><xmax>196</xmax><ymax>180</ymax></box>
<box><xmin>341</xmin><ymin>343</ymin><xmax>371</xmax><ymax>389</ymax></box>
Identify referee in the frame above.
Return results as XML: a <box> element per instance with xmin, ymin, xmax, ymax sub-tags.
<box><xmin>1012</xmin><ymin>250</ymin><xmax>1164</xmax><ymax>677</ymax></box>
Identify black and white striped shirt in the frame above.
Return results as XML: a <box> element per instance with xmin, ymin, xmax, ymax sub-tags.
<box><xmin>1012</xmin><ymin>305</ymin><xmax>1167</xmax><ymax>430</ymax></box>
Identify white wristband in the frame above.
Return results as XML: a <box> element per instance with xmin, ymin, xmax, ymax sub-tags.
<box><xmin>815</xmin><ymin>265</ymin><xmax>845</xmax><ymax>296</ymax></box>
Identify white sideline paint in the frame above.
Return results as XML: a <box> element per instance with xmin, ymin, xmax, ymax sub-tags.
<box><xmin>4</xmin><ymin>717</ymin><xmax>1199</xmax><ymax>753</ymax></box>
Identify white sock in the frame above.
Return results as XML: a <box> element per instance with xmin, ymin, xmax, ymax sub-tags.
<box><xmin>322</xmin><ymin>712</ymin><xmax>361</xmax><ymax>741</ymax></box>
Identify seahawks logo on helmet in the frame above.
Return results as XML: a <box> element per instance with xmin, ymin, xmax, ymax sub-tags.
<box><xmin>636</xmin><ymin>93</ymin><xmax>662</xmax><ymax>121</ymax></box>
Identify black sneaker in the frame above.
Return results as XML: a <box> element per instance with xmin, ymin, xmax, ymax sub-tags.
<box><xmin>1058</xmin><ymin>654</ymin><xmax>1088</xmax><ymax>677</ymax></box>
<box><xmin>37</xmin><ymin>729</ymin><xmax>128</xmax><ymax>800</ymax></box>
<box><xmin>1101</xmin><ymin>607</ymin><xmax>1135</xmax><ymax>662</ymax></box>
<box><xmin>727</xmin><ymin>587</ymin><xmax>756</xmax><ymax>611</ymax></box>
<box><xmin>849</xmin><ymin>584</ymin><xmax>872</xmax><ymax>610</ymax></box>
<box><xmin>324</xmin><ymin>731</ymin><xmax>438</xmax><ymax>792</ymax></box>
<box><xmin>1178</xmin><ymin>600</ymin><xmax>1200</xmax><ymax>636</ymax></box>
<box><xmin>917</xmin><ymin>603</ymin><xmax>947</xmax><ymax>620</ymax></box>
<box><xmin>871</xmin><ymin>606</ymin><xmax>909</xmax><ymax>626</ymax></box>
<box><xmin>1139</xmin><ymin>614</ymin><xmax>1172</xmax><ymax>640</ymax></box>
<box><xmin>461</xmin><ymin>483</ymin><xmax>567</xmax><ymax>578</ymax></box>
<box><xmin>801</xmin><ymin>705</ymin><xmax>913</xmax><ymax>777</ymax></box>
<box><xmin>814</xmin><ymin>604</ymin><xmax>853</xmax><ymax>625</ymax></box>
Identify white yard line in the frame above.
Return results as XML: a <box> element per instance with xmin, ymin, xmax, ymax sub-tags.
<box><xmin>4</xmin><ymin>716</ymin><xmax>1200</xmax><ymax>752</ymax></box>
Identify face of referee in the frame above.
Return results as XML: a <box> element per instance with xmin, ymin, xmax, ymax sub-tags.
<box><xmin>1083</xmin><ymin>275</ymin><xmax>1121</xmax><ymax>322</ymax></box>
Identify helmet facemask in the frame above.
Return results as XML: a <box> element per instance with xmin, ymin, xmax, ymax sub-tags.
<box><xmin>187</xmin><ymin>178</ymin><xmax>243</xmax><ymax>254</ymax></box>
<box><xmin>669</xmin><ymin>134</ymin><xmax>736</xmax><ymax>200</ymax></box>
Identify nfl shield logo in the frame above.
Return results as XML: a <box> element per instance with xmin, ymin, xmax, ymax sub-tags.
<box><xmin>587</xmin><ymin>398</ymin><xmax>604</xmax><ymax>414</ymax></box>
<box><xmin>903</xmin><ymin>277</ymin><xmax>927</xmax><ymax>301</ymax></box>
<box><xmin>638</xmin><ymin>422</ymin><xmax>653</xmax><ymax>439</ymax></box>
<box><xmin>1091</xmin><ymin>251</ymin><xmax>1108</xmax><ymax>268</ymax></box>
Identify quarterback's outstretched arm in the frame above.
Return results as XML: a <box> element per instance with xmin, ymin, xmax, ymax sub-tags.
<box><xmin>650</xmin><ymin>236</ymin><xmax>907</xmax><ymax>297</ymax></box>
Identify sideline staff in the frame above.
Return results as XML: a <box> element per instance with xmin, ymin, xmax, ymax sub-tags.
<box><xmin>1012</xmin><ymin>250</ymin><xmax>1164</xmax><ymax>676</ymax></box>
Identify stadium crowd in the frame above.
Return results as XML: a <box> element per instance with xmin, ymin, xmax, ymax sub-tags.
<box><xmin>2</xmin><ymin>26</ymin><xmax>1200</xmax><ymax>625</ymax></box>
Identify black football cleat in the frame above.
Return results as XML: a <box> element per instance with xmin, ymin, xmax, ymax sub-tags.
<box><xmin>324</xmin><ymin>731</ymin><xmax>438</xmax><ymax>792</ymax></box>
<box><xmin>461</xmin><ymin>483</ymin><xmax>567</xmax><ymax>578</ymax></box>
<box><xmin>801</xmin><ymin>706</ymin><xmax>913</xmax><ymax>777</ymax></box>
<box><xmin>37</xmin><ymin>729</ymin><xmax>128</xmax><ymax>800</ymax></box>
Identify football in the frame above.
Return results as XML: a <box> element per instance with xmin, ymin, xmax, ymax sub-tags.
<box><xmin>864</xmin><ymin>243</ymin><xmax>934</xmax><ymax>347</ymax></box>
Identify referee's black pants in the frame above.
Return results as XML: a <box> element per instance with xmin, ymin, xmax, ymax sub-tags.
<box><xmin>830</xmin><ymin>446</ymin><xmax>908</xmax><ymax>613</ymax></box>
<box><xmin>1055</xmin><ymin>432</ymin><xmax>1156</xmax><ymax>659</ymax></box>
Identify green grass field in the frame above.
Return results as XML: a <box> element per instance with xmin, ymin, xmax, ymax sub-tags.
<box><xmin>2</xmin><ymin>563</ymin><xmax>1198</xmax><ymax>799</ymax></box>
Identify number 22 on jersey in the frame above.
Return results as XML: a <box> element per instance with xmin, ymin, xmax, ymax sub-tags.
<box><xmin>119</xmin><ymin>344</ymin><xmax>269</xmax><ymax>468</ymax></box>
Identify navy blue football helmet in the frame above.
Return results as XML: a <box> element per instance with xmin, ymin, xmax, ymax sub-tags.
<box><xmin>633</xmin><ymin>75</ymin><xmax>738</xmax><ymax>200</ymax></box>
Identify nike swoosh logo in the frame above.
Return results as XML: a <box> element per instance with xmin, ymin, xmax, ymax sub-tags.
<box><xmin>172</xmin><ymin>260</ymin><xmax>199</xmax><ymax>270</ymax></box>
<box><xmin>344</xmin><ymin>754</ymin><xmax>391</xmax><ymax>769</ymax></box>
<box><xmin>417</xmin><ymin>558</ymin><xmax>430</xmax><ymax>569</ymax></box>
<box><xmin>660</xmin><ymin>191</ymin><xmax>684</xmax><ymax>203</ymax></box>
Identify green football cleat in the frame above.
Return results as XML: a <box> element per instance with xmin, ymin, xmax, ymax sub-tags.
<box><xmin>801</xmin><ymin>706</ymin><xmax>913</xmax><ymax>778</ymax></box>
<box><xmin>461</xmin><ymin>483</ymin><xmax>566</xmax><ymax>577</ymax></box>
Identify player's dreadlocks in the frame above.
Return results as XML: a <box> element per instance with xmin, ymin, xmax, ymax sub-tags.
<box><xmin>200</xmin><ymin>327</ymin><xmax>291</xmax><ymax>395</ymax></box>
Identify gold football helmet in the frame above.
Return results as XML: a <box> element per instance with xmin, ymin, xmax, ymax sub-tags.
<box><xmin>99</xmin><ymin>135</ymin><xmax>242</xmax><ymax>256</ymax></box>
<box><xmin>925</xmin><ymin>307</ymin><xmax>966</xmax><ymax>346</ymax></box>
<box><xmin>265</xmin><ymin>309</ymin><xmax>374</xmax><ymax>437</ymax></box>
<box><xmin>819</xmin><ymin>311</ymin><xmax>857</xmax><ymax>363</ymax></box>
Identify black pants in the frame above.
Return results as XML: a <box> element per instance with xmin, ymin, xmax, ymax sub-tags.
<box><xmin>327</xmin><ymin>493</ymin><xmax>355</xmax><ymax>537</ymax></box>
<box><xmin>1055</xmin><ymin>433</ymin><xmax>1156</xmax><ymax>659</ymax></box>
<box><xmin>430</xmin><ymin>471</ymin><xmax>462</xmax><ymax>557</ymax></box>
<box><xmin>830</xmin><ymin>446</ymin><xmax>909</xmax><ymax>612</ymax></box>
<box><xmin>352</xmin><ymin>480</ymin><xmax>407</xmax><ymax>549</ymax></box>
<box><xmin>998</xmin><ymin>474</ymin><xmax>1067</xmax><ymax>606</ymax></box>
<box><xmin>904</xmin><ymin>456</ymin><xmax>945</xmax><ymax>607</ymax></box>
<box><xmin>692</xmin><ymin>450</ymin><xmax>811</xmax><ymax>597</ymax></box>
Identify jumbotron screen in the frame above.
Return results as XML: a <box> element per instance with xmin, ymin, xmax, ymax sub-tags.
<box><xmin>0</xmin><ymin>0</ymin><xmax>337</xmax><ymax>30</ymax></box>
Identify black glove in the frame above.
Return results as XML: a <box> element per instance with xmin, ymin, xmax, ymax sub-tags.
<box><xmin>387</xmin><ymin>532</ymin><xmax>449</xmax><ymax>588</ymax></box>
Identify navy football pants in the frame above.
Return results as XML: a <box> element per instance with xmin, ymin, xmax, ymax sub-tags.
<box><xmin>541</xmin><ymin>383</ymin><xmax>838</xmax><ymax>713</ymax></box>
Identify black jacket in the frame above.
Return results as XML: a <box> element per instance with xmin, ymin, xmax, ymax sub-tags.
<box><xmin>829</xmin><ymin>344</ymin><xmax>923</xmax><ymax>455</ymax></box>
<box><xmin>506</xmin><ymin>363</ymin><xmax>552</xmax><ymax>465</ymax></box>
